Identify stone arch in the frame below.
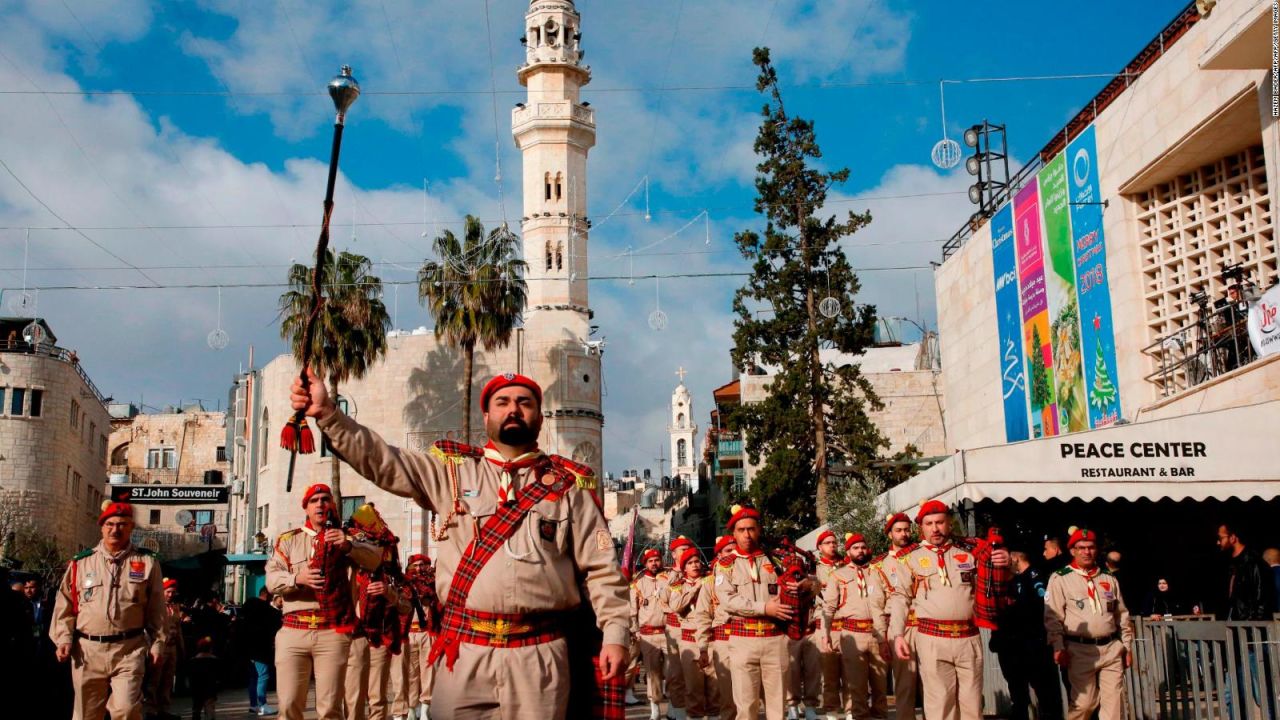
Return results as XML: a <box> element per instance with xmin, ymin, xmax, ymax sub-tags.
<box><xmin>110</xmin><ymin>441</ymin><xmax>129</xmax><ymax>466</ymax></box>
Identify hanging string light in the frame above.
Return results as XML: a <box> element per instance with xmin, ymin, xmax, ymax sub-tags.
<box><xmin>9</xmin><ymin>228</ymin><xmax>36</xmax><ymax>316</ymax></box>
<box><xmin>648</xmin><ymin>277</ymin><xmax>668</xmax><ymax>331</ymax></box>
<box><xmin>207</xmin><ymin>286</ymin><xmax>230</xmax><ymax>350</ymax></box>
<box><xmin>931</xmin><ymin>81</ymin><xmax>961</xmax><ymax>170</ymax></box>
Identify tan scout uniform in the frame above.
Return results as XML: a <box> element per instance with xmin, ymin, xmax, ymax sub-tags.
<box><xmin>694</xmin><ymin>562</ymin><xmax>736</xmax><ymax>720</ymax></box>
<box><xmin>632</xmin><ymin>570</ymin><xmax>672</xmax><ymax>707</ymax></box>
<box><xmin>787</xmin><ymin>571</ymin><xmax>822</xmax><ymax>715</ymax></box>
<box><xmin>659</xmin><ymin>568</ymin><xmax>689</xmax><ymax>712</ymax></box>
<box><xmin>50</xmin><ymin>542</ymin><xmax>168</xmax><ymax>720</ymax></box>
<box><xmin>814</xmin><ymin>557</ymin><xmax>844</xmax><ymax>714</ymax></box>
<box><xmin>715</xmin><ymin>550</ymin><xmax>790</xmax><ymax>720</ymax></box>
<box><xmin>345</xmin><ymin>585</ymin><xmax>409</xmax><ymax>720</ymax></box>
<box><xmin>144</xmin><ymin>600</ymin><xmax>184</xmax><ymax>716</ymax></box>
<box><xmin>316</xmin><ymin>409</ymin><xmax>631</xmax><ymax>720</ymax></box>
<box><xmin>1044</xmin><ymin>566</ymin><xmax>1133</xmax><ymax>720</ymax></box>
<box><xmin>823</xmin><ymin>562</ymin><xmax>888</xmax><ymax>720</ymax></box>
<box><xmin>875</xmin><ymin>549</ymin><xmax>918</xmax><ymax>720</ymax></box>
<box><xmin>671</xmin><ymin>575</ymin><xmax>720</xmax><ymax>718</ymax></box>
<box><xmin>887</xmin><ymin>542</ymin><xmax>984</xmax><ymax>720</ymax></box>
<box><xmin>267</xmin><ymin>525</ymin><xmax>380</xmax><ymax>720</ymax></box>
<box><xmin>390</xmin><ymin>609</ymin><xmax>435</xmax><ymax>716</ymax></box>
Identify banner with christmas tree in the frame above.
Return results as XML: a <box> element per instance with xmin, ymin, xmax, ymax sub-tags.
<box><xmin>1038</xmin><ymin>154</ymin><xmax>1089</xmax><ymax>433</ymax></box>
<box><xmin>1014</xmin><ymin>181</ymin><xmax>1060</xmax><ymax>438</ymax></box>
<box><xmin>990</xmin><ymin>204</ymin><xmax>1030</xmax><ymax>442</ymax></box>
<box><xmin>1067</xmin><ymin>126</ymin><xmax>1122</xmax><ymax>428</ymax></box>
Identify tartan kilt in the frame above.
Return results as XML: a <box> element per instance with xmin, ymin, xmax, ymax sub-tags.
<box><xmin>565</xmin><ymin>602</ymin><xmax>625</xmax><ymax>720</ymax></box>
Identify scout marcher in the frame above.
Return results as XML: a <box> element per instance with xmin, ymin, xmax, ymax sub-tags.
<box><xmin>633</xmin><ymin>548</ymin><xmax>672</xmax><ymax>720</ymax></box>
<box><xmin>290</xmin><ymin>369</ymin><xmax>631</xmax><ymax>719</ymax></box>
<box><xmin>391</xmin><ymin>553</ymin><xmax>438</xmax><ymax>720</ymax></box>
<box><xmin>345</xmin><ymin>503</ymin><xmax>411</xmax><ymax>720</ymax></box>
<box><xmin>874</xmin><ymin>512</ymin><xmax>918</xmax><ymax>720</ymax></box>
<box><xmin>144</xmin><ymin>577</ymin><xmax>185</xmax><ymax>720</ymax></box>
<box><xmin>715</xmin><ymin>504</ymin><xmax>801</xmax><ymax>720</ymax></box>
<box><xmin>779</xmin><ymin>541</ymin><xmax>821</xmax><ymax>720</ymax></box>
<box><xmin>670</xmin><ymin>545</ymin><xmax>719</xmax><ymax>720</ymax></box>
<box><xmin>266</xmin><ymin>483</ymin><xmax>382</xmax><ymax>720</ymax></box>
<box><xmin>50</xmin><ymin>501</ymin><xmax>169</xmax><ymax>720</ymax></box>
<box><xmin>664</xmin><ymin>535</ymin><xmax>696</xmax><ymax>717</ymax></box>
<box><xmin>823</xmin><ymin>533</ymin><xmax>888</xmax><ymax>720</ymax></box>
<box><xmin>887</xmin><ymin>500</ymin><xmax>1010</xmax><ymax>720</ymax></box>
<box><xmin>693</xmin><ymin>535</ymin><xmax>738</xmax><ymax>720</ymax></box>
<box><xmin>813</xmin><ymin>529</ymin><xmax>844</xmax><ymax>719</ymax></box>
<box><xmin>1044</xmin><ymin>527</ymin><xmax>1133</xmax><ymax>720</ymax></box>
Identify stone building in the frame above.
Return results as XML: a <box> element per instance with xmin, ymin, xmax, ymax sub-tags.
<box><xmin>0</xmin><ymin>317</ymin><xmax>111</xmax><ymax>558</ymax></box>
<box><xmin>668</xmin><ymin>369</ymin><xmax>698</xmax><ymax>487</ymax></box>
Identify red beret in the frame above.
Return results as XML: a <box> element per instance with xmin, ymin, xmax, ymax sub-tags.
<box><xmin>915</xmin><ymin>499</ymin><xmax>950</xmax><ymax>525</ymax></box>
<box><xmin>1067</xmin><ymin>526</ymin><xmax>1097</xmax><ymax>548</ymax></box>
<box><xmin>676</xmin><ymin>547</ymin><xmax>700</xmax><ymax>570</ymax></box>
<box><xmin>844</xmin><ymin>532</ymin><xmax>866</xmax><ymax>550</ymax></box>
<box><xmin>816</xmin><ymin>529</ymin><xmax>836</xmax><ymax>546</ymax></box>
<box><xmin>98</xmin><ymin>501</ymin><xmax>134</xmax><ymax>525</ymax></box>
<box><xmin>884</xmin><ymin>512</ymin><xmax>911</xmax><ymax>534</ymax></box>
<box><xmin>726</xmin><ymin>504</ymin><xmax>762</xmax><ymax>532</ymax></box>
<box><xmin>640</xmin><ymin>548</ymin><xmax>661</xmax><ymax>563</ymax></box>
<box><xmin>669</xmin><ymin>536</ymin><xmax>694</xmax><ymax>554</ymax></box>
<box><xmin>163</xmin><ymin>578</ymin><xmax>178</xmax><ymax>590</ymax></box>
<box><xmin>407</xmin><ymin>554</ymin><xmax>430</xmax><ymax>566</ymax></box>
<box><xmin>714</xmin><ymin>535</ymin><xmax>734</xmax><ymax>555</ymax></box>
<box><xmin>480</xmin><ymin>373</ymin><xmax>543</xmax><ymax>411</ymax></box>
<box><xmin>301</xmin><ymin>483</ymin><xmax>332</xmax><ymax>508</ymax></box>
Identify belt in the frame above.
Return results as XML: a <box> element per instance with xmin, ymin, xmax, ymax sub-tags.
<box><xmin>831</xmin><ymin>617</ymin><xmax>875</xmax><ymax>633</ymax></box>
<box><xmin>680</xmin><ymin>628</ymin><xmax>697</xmax><ymax>642</ymax></box>
<box><xmin>450</xmin><ymin>609</ymin><xmax>564</xmax><ymax>649</ymax></box>
<box><xmin>712</xmin><ymin>625</ymin><xmax>729</xmax><ymax>642</ymax></box>
<box><xmin>74</xmin><ymin>628</ymin><xmax>144</xmax><ymax>643</ymax></box>
<box><xmin>283</xmin><ymin>611</ymin><xmax>338</xmax><ymax>631</ymax></box>
<box><xmin>907</xmin><ymin>610</ymin><xmax>918</xmax><ymax>628</ymax></box>
<box><xmin>1066</xmin><ymin>633</ymin><xmax>1120</xmax><ymax>646</ymax></box>
<box><xmin>665</xmin><ymin>612</ymin><xmax>680</xmax><ymax>628</ymax></box>
<box><xmin>916</xmin><ymin>618</ymin><xmax>978</xmax><ymax>639</ymax></box>
<box><xmin>638</xmin><ymin>625</ymin><xmax>666</xmax><ymax>636</ymax></box>
<box><xmin>724</xmin><ymin>617</ymin><xmax>783</xmax><ymax>639</ymax></box>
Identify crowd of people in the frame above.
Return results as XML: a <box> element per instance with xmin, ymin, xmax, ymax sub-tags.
<box><xmin>2</xmin><ymin>368</ymin><xmax>1278</xmax><ymax>720</ymax></box>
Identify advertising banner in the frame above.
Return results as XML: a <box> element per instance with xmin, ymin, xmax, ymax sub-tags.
<box><xmin>1014</xmin><ymin>182</ymin><xmax>1059</xmax><ymax>438</ymax></box>
<box><xmin>1067</xmin><ymin>126</ymin><xmax>1122</xmax><ymax>427</ymax></box>
<box><xmin>990</xmin><ymin>205</ymin><xmax>1030</xmax><ymax>442</ymax></box>
<box><xmin>1039</xmin><ymin>154</ymin><xmax>1089</xmax><ymax>433</ymax></box>
<box><xmin>1247</xmin><ymin>284</ymin><xmax>1280</xmax><ymax>357</ymax></box>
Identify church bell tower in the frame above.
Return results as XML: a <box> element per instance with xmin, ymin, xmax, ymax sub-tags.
<box><xmin>669</xmin><ymin>369</ymin><xmax>697</xmax><ymax>489</ymax></box>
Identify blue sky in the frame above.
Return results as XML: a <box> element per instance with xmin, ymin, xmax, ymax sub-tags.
<box><xmin>0</xmin><ymin>0</ymin><xmax>1188</xmax><ymax>475</ymax></box>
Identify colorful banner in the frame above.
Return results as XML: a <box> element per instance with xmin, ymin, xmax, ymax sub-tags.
<box><xmin>990</xmin><ymin>205</ymin><xmax>1030</xmax><ymax>442</ymax></box>
<box><xmin>1014</xmin><ymin>182</ymin><xmax>1059</xmax><ymax>438</ymax></box>
<box><xmin>1038</xmin><ymin>155</ymin><xmax>1089</xmax><ymax>433</ymax></box>
<box><xmin>1067</xmin><ymin>126</ymin><xmax>1122</xmax><ymax>428</ymax></box>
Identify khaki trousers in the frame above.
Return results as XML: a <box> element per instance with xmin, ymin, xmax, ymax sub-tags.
<box><xmin>726</xmin><ymin>633</ymin><xmax>789</xmax><ymax>720</ymax></box>
<box><xmin>787</xmin><ymin>634</ymin><xmax>822</xmax><ymax>709</ymax></box>
<box><xmin>276</xmin><ymin>626</ymin><xmax>353</xmax><ymax>720</ymax></box>
<box><xmin>429</xmin><ymin>637</ymin><xmax>569</xmax><ymax>720</ymax></box>
<box><xmin>837</xmin><ymin>631</ymin><xmax>887</xmax><ymax>720</ymax></box>
<box><xmin>345</xmin><ymin>635</ymin><xmax>393</xmax><ymax>720</ymax></box>
<box><xmin>665</xmin><ymin>627</ymin><xmax>687</xmax><ymax>709</ymax></box>
<box><xmin>70</xmin><ymin>634</ymin><xmax>147</xmax><ymax>720</ymax></box>
<box><xmin>913</xmin><ymin>632</ymin><xmax>983</xmax><ymax>720</ymax></box>
<box><xmin>820</xmin><ymin>644</ymin><xmax>843</xmax><ymax>712</ymax></box>
<box><xmin>711</xmin><ymin>641</ymin><xmax>737</xmax><ymax>720</ymax></box>
<box><xmin>891</xmin><ymin>628</ymin><xmax>918</xmax><ymax>720</ymax></box>
<box><xmin>679</xmin><ymin>638</ymin><xmax>720</xmax><ymax>718</ymax></box>
<box><xmin>144</xmin><ymin>648</ymin><xmax>178</xmax><ymax>714</ymax></box>
<box><xmin>1065</xmin><ymin>640</ymin><xmax>1125</xmax><ymax>720</ymax></box>
<box><xmin>391</xmin><ymin>631</ymin><xmax>435</xmax><ymax>715</ymax></box>
<box><xmin>638</xmin><ymin>632</ymin><xmax>667</xmax><ymax>704</ymax></box>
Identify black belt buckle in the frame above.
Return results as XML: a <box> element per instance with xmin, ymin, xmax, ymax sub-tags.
<box><xmin>75</xmin><ymin>627</ymin><xmax>143</xmax><ymax>643</ymax></box>
<box><xmin>1066</xmin><ymin>633</ymin><xmax>1117</xmax><ymax>646</ymax></box>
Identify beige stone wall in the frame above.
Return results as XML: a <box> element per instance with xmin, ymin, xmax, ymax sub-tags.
<box><xmin>0</xmin><ymin>350</ymin><xmax>111</xmax><ymax>555</ymax></box>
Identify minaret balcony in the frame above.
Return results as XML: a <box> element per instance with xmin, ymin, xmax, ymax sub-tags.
<box><xmin>512</xmin><ymin>101</ymin><xmax>595</xmax><ymax>134</ymax></box>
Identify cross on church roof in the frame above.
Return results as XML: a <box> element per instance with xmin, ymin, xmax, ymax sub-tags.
<box><xmin>675</xmin><ymin>366</ymin><xmax>687</xmax><ymax>383</ymax></box>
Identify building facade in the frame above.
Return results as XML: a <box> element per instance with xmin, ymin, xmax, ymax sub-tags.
<box><xmin>668</xmin><ymin>371</ymin><xmax>698</xmax><ymax>487</ymax></box>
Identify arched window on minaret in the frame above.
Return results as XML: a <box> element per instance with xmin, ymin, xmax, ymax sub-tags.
<box><xmin>555</xmin><ymin>241</ymin><xmax>564</xmax><ymax>270</ymax></box>
<box><xmin>554</xmin><ymin>172</ymin><xmax>563</xmax><ymax>201</ymax></box>
<box><xmin>677</xmin><ymin>439</ymin><xmax>687</xmax><ymax>466</ymax></box>
<box><xmin>544</xmin><ymin>172</ymin><xmax>552</xmax><ymax>201</ymax></box>
<box><xmin>545</xmin><ymin>242</ymin><xmax>553</xmax><ymax>271</ymax></box>
<box><xmin>677</xmin><ymin>412</ymin><xmax>685</xmax><ymax>428</ymax></box>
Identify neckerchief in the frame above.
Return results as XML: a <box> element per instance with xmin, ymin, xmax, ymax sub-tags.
<box><xmin>482</xmin><ymin>441</ymin><xmax>545</xmax><ymax>504</ymax></box>
<box><xmin>851</xmin><ymin>560</ymin><xmax>870</xmax><ymax>597</ymax></box>
<box><xmin>1070</xmin><ymin>562</ymin><xmax>1103</xmax><ymax>613</ymax></box>
<box><xmin>735</xmin><ymin>548</ymin><xmax>766</xmax><ymax>583</ymax></box>
<box><xmin>103</xmin><ymin>544</ymin><xmax>132</xmax><ymax>623</ymax></box>
<box><xmin>923</xmin><ymin>541</ymin><xmax>952</xmax><ymax>587</ymax></box>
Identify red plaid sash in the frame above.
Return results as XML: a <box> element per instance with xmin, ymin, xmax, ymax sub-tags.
<box><xmin>830</xmin><ymin>617</ymin><xmax>874</xmax><ymax>633</ymax></box>
<box><xmin>638</xmin><ymin>625</ymin><xmax>666</xmax><ymax>636</ymax></box>
<box><xmin>916</xmin><ymin>617</ymin><xmax>978</xmax><ymax>639</ymax></box>
<box><xmin>428</xmin><ymin>467</ymin><xmax>575</xmax><ymax>670</ymax></box>
<box><xmin>665</xmin><ymin>612</ymin><xmax>680</xmax><ymax>628</ymax></box>
<box><xmin>680</xmin><ymin>628</ymin><xmax>697</xmax><ymax>642</ymax></box>
<box><xmin>724</xmin><ymin>617</ymin><xmax>783</xmax><ymax>638</ymax></box>
<box><xmin>437</xmin><ymin>608</ymin><xmax>564</xmax><ymax>648</ymax></box>
<box><xmin>712</xmin><ymin>625</ymin><xmax>729</xmax><ymax>642</ymax></box>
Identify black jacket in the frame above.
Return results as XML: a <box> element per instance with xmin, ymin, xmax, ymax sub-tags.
<box><xmin>1225</xmin><ymin>547</ymin><xmax>1277</xmax><ymax>621</ymax></box>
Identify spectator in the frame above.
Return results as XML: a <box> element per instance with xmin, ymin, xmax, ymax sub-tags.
<box><xmin>1141</xmin><ymin>578</ymin><xmax>1187</xmax><ymax>619</ymax></box>
<box><xmin>991</xmin><ymin>550</ymin><xmax>1063</xmax><ymax>720</ymax></box>
<box><xmin>238</xmin><ymin>587</ymin><xmax>282</xmax><ymax>717</ymax></box>
<box><xmin>188</xmin><ymin>636</ymin><xmax>220</xmax><ymax>720</ymax></box>
<box><xmin>1217</xmin><ymin>523</ymin><xmax>1278</xmax><ymax>719</ymax></box>
<box><xmin>1104</xmin><ymin>549</ymin><xmax>1123</xmax><ymax>579</ymax></box>
<box><xmin>1263</xmin><ymin>548</ymin><xmax>1280</xmax><ymax>614</ymax></box>
<box><xmin>1042</xmin><ymin>536</ymin><xmax>1068</xmax><ymax>573</ymax></box>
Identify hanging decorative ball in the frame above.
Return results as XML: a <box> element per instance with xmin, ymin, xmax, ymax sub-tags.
<box><xmin>207</xmin><ymin>328</ymin><xmax>230</xmax><ymax>351</ymax></box>
<box><xmin>931</xmin><ymin>138</ymin><xmax>962</xmax><ymax>169</ymax></box>
<box><xmin>647</xmin><ymin>309</ymin><xmax>668</xmax><ymax>331</ymax></box>
<box><xmin>22</xmin><ymin>321</ymin><xmax>46</xmax><ymax>345</ymax></box>
<box><xmin>819</xmin><ymin>296</ymin><xmax>841</xmax><ymax>318</ymax></box>
<box><xmin>8</xmin><ymin>292</ymin><xmax>34</xmax><ymax>316</ymax></box>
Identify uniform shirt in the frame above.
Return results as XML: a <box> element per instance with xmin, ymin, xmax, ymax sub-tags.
<box><xmin>714</xmin><ymin>549</ymin><xmax>782</xmax><ymax>618</ymax></box>
<box><xmin>821</xmin><ymin>561</ymin><xmax>887</xmax><ymax>643</ymax></box>
<box><xmin>669</xmin><ymin>574</ymin><xmax>708</xmax><ymax>636</ymax></box>
<box><xmin>157</xmin><ymin>603</ymin><xmax>185</xmax><ymax>658</ymax></box>
<box><xmin>814</xmin><ymin>557</ymin><xmax>841</xmax><ymax>632</ymax></box>
<box><xmin>887</xmin><ymin>540</ymin><xmax>981</xmax><ymax>640</ymax></box>
<box><xmin>265</xmin><ymin>524</ymin><xmax>380</xmax><ymax>618</ymax></box>
<box><xmin>688</xmin><ymin>574</ymin><xmax>717</xmax><ymax>651</ymax></box>
<box><xmin>631</xmin><ymin>571</ymin><xmax>671</xmax><ymax>629</ymax></box>
<box><xmin>317</xmin><ymin>409</ymin><xmax>631</xmax><ymax>648</ymax></box>
<box><xmin>1044</xmin><ymin>565</ymin><xmax>1133</xmax><ymax>653</ymax></box>
<box><xmin>50</xmin><ymin>542</ymin><xmax>168</xmax><ymax>652</ymax></box>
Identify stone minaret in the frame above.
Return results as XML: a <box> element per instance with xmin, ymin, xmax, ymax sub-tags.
<box><xmin>513</xmin><ymin>0</ymin><xmax>603</xmax><ymax>473</ymax></box>
<box><xmin>669</xmin><ymin>369</ymin><xmax>697</xmax><ymax>488</ymax></box>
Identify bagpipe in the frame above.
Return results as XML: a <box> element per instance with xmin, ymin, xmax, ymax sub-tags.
<box><xmin>404</xmin><ymin>562</ymin><xmax>439</xmax><ymax>635</ymax></box>
<box><xmin>343</xmin><ymin>503</ymin><xmax>406</xmax><ymax>652</ymax></box>
<box><xmin>773</xmin><ymin>537</ymin><xmax>817</xmax><ymax>640</ymax></box>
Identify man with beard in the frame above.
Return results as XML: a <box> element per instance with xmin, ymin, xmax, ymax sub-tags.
<box><xmin>693</xmin><ymin>535</ymin><xmax>738</xmax><ymax>720</ymax></box>
<box><xmin>391</xmin><ymin>554</ymin><xmax>437</xmax><ymax>720</ymax></box>
<box><xmin>291</xmin><ymin>370</ymin><xmax>630</xmax><ymax>719</ymax></box>
<box><xmin>633</xmin><ymin>548</ymin><xmax>673</xmax><ymax>720</ymax></box>
<box><xmin>822</xmin><ymin>533</ymin><xmax>888</xmax><ymax>720</ymax></box>
<box><xmin>873</xmin><ymin>513</ymin><xmax>917</xmax><ymax>720</ymax></box>
<box><xmin>812</xmin><ymin>530</ymin><xmax>843</xmax><ymax>719</ymax></box>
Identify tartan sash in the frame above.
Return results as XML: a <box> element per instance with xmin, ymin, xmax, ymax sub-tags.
<box><xmin>428</xmin><ymin>464</ymin><xmax>575</xmax><ymax>671</ymax></box>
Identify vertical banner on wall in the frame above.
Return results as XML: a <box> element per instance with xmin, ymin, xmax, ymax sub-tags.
<box><xmin>988</xmin><ymin>203</ymin><xmax>1029</xmax><ymax>443</ymax></box>
<box><xmin>1014</xmin><ymin>182</ymin><xmax>1059</xmax><ymax>438</ymax></box>
<box><xmin>990</xmin><ymin>205</ymin><xmax>1030</xmax><ymax>442</ymax></box>
<box><xmin>1038</xmin><ymin>154</ymin><xmax>1089</xmax><ymax>433</ymax></box>
<box><xmin>1067</xmin><ymin>125</ymin><xmax>1122</xmax><ymax>427</ymax></box>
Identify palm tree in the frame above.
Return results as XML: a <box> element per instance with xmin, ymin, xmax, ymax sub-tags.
<box><xmin>418</xmin><ymin>216</ymin><xmax>528</xmax><ymax>442</ymax></box>
<box><xmin>279</xmin><ymin>249</ymin><xmax>391</xmax><ymax>502</ymax></box>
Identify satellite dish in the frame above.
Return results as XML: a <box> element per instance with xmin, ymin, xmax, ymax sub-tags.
<box><xmin>175</xmin><ymin>510</ymin><xmax>194</xmax><ymax>527</ymax></box>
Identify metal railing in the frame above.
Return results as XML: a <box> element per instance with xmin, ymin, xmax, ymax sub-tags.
<box><xmin>0</xmin><ymin>339</ymin><xmax>109</xmax><ymax>406</ymax></box>
<box><xmin>1142</xmin><ymin>301</ymin><xmax>1258</xmax><ymax>398</ymax></box>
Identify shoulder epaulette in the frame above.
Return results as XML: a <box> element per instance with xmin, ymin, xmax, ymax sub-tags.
<box><xmin>872</xmin><ymin>552</ymin><xmax>888</xmax><ymax>566</ymax></box>
<box><xmin>548</xmin><ymin>454</ymin><xmax>597</xmax><ymax>491</ymax></box>
<box><xmin>1054</xmin><ymin>566</ymin><xmax>1074</xmax><ymax>577</ymax></box>
<box><xmin>430</xmin><ymin>440</ymin><xmax>484</xmax><ymax>464</ymax></box>
<box><xmin>72</xmin><ymin>548</ymin><xmax>94</xmax><ymax>561</ymax></box>
<box><xmin>277</xmin><ymin>528</ymin><xmax>303</xmax><ymax>544</ymax></box>
<box><xmin>701</xmin><ymin>575</ymin><xmax>714</xmax><ymax>586</ymax></box>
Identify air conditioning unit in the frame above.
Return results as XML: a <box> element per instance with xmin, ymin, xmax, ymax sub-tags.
<box><xmin>108</xmin><ymin>473</ymin><xmax>128</xmax><ymax>485</ymax></box>
<box><xmin>231</xmin><ymin>479</ymin><xmax>244</xmax><ymax>496</ymax></box>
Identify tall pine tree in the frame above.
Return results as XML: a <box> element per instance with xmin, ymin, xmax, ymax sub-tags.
<box><xmin>726</xmin><ymin>48</ymin><xmax>886</xmax><ymax>535</ymax></box>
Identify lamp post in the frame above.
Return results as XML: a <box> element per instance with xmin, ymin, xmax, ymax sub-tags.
<box><xmin>283</xmin><ymin>66</ymin><xmax>361</xmax><ymax>492</ymax></box>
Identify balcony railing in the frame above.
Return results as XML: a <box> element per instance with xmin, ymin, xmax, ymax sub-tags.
<box><xmin>0</xmin><ymin>339</ymin><xmax>108</xmax><ymax>406</ymax></box>
<box><xmin>1143</xmin><ymin>301</ymin><xmax>1259</xmax><ymax>398</ymax></box>
<box><xmin>717</xmin><ymin>439</ymin><xmax>743</xmax><ymax>457</ymax></box>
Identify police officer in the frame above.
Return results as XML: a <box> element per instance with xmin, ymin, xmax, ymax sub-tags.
<box><xmin>50</xmin><ymin>501</ymin><xmax>168</xmax><ymax>720</ymax></box>
<box><xmin>823</xmin><ymin>533</ymin><xmax>888</xmax><ymax>720</ymax></box>
<box><xmin>1044</xmin><ymin>527</ymin><xmax>1133</xmax><ymax>720</ymax></box>
<box><xmin>992</xmin><ymin>551</ymin><xmax>1062</xmax><ymax>720</ymax></box>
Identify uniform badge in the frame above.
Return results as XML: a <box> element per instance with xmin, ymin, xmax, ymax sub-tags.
<box><xmin>462</xmin><ymin>488</ymin><xmax>479</xmax><ymax>497</ymax></box>
<box><xmin>763</xmin><ymin>563</ymin><xmax>776</xmax><ymax>575</ymax></box>
<box><xmin>1099</xmin><ymin>581</ymin><xmax>1112</xmax><ymax>592</ymax></box>
<box><xmin>538</xmin><ymin>519</ymin><xmax>557</xmax><ymax>543</ymax></box>
<box><xmin>1075</xmin><ymin>598</ymin><xmax>1086</xmax><ymax>610</ymax></box>
<box><xmin>918</xmin><ymin>557</ymin><xmax>931</xmax><ymax>568</ymax></box>
<box><xmin>959</xmin><ymin>571</ymin><xmax>975</xmax><ymax>585</ymax></box>
<box><xmin>595</xmin><ymin>529</ymin><xmax>611</xmax><ymax>551</ymax></box>
<box><xmin>954</xmin><ymin>553</ymin><xmax>969</xmax><ymax>564</ymax></box>
<box><xmin>715</xmin><ymin>574</ymin><xmax>725</xmax><ymax>586</ymax></box>
<box><xmin>503</xmin><ymin>372</ymin><xmax>516</xmax><ymax>380</ymax></box>
<box><xmin>128</xmin><ymin>560</ymin><xmax>146</xmax><ymax>582</ymax></box>
<box><xmin>767</xmin><ymin>583</ymin><xmax>778</xmax><ymax>596</ymax></box>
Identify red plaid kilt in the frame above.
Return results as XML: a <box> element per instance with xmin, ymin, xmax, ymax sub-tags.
<box><xmin>438</xmin><ymin>608</ymin><xmax>565</xmax><ymax>649</ymax></box>
<box><xmin>590</xmin><ymin>655</ymin><xmax>627</xmax><ymax>720</ymax></box>
<box><xmin>665</xmin><ymin>612</ymin><xmax>680</xmax><ymax>628</ymax></box>
<box><xmin>680</xmin><ymin>628</ymin><xmax>697</xmax><ymax>642</ymax></box>
<box><xmin>724</xmin><ymin>617</ymin><xmax>783</xmax><ymax>638</ymax></box>
<box><xmin>916</xmin><ymin>617</ymin><xmax>978</xmax><ymax>639</ymax></box>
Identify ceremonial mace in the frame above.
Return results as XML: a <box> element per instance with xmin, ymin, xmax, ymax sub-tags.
<box><xmin>281</xmin><ymin>65</ymin><xmax>361</xmax><ymax>492</ymax></box>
